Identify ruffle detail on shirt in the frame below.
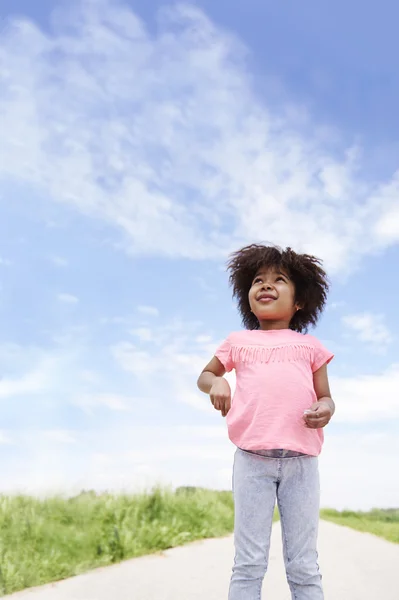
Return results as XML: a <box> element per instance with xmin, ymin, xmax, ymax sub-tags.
<box><xmin>231</xmin><ymin>343</ymin><xmax>315</xmax><ymax>364</ymax></box>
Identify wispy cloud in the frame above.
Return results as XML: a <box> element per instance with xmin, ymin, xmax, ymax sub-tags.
<box><xmin>326</xmin><ymin>301</ymin><xmax>346</xmax><ymax>311</ymax></box>
<box><xmin>50</xmin><ymin>256</ymin><xmax>69</xmax><ymax>267</ymax></box>
<box><xmin>0</xmin><ymin>424</ymin><xmax>234</xmax><ymax>496</ymax></box>
<box><xmin>137</xmin><ymin>305</ymin><xmax>160</xmax><ymax>317</ymax></box>
<box><xmin>0</xmin><ymin>257</ymin><xmax>12</xmax><ymax>267</ymax></box>
<box><xmin>43</xmin><ymin>430</ymin><xmax>77</xmax><ymax>444</ymax></box>
<box><xmin>57</xmin><ymin>293</ymin><xmax>79</xmax><ymax>304</ymax></box>
<box><xmin>320</xmin><ymin>431</ymin><xmax>399</xmax><ymax>509</ymax></box>
<box><xmin>111</xmin><ymin>319</ymin><xmax>221</xmax><ymax>414</ymax></box>
<box><xmin>2</xmin><ymin>421</ymin><xmax>397</xmax><ymax>508</ymax></box>
<box><xmin>0</xmin><ymin>1</ymin><xmax>398</xmax><ymax>273</ymax></box>
<box><xmin>73</xmin><ymin>393</ymin><xmax>134</xmax><ymax>414</ymax></box>
<box><xmin>342</xmin><ymin>312</ymin><xmax>392</xmax><ymax>350</ymax></box>
<box><xmin>0</xmin><ymin>313</ymin><xmax>398</xmax><ymax>506</ymax></box>
<box><xmin>111</xmin><ymin>316</ymin><xmax>399</xmax><ymax>423</ymax></box>
<box><xmin>0</xmin><ymin>361</ymin><xmax>54</xmax><ymax>398</ymax></box>
<box><xmin>331</xmin><ymin>364</ymin><xmax>399</xmax><ymax>422</ymax></box>
<box><xmin>130</xmin><ymin>327</ymin><xmax>153</xmax><ymax>342</ymax></box>
<box><xmin>0</xmin><ymin>431</ymin><xmax>12</xmax><ymax>445</ymax></box>
<box><xmin>372</xmin><ymin>173</ymin><xmax>399</xmax><ymax>245</ymax></box>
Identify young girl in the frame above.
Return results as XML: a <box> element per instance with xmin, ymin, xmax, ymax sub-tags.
<box><xmin>197</xmin><ymin>244</ymin><xmax>334</xmax><ymax>600</ymax></box>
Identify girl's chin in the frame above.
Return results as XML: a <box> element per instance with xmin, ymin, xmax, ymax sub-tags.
<box><xmin>255</xmin><ymin>309</ymin><xmax>279</xmax><ymax>318</ymax></box>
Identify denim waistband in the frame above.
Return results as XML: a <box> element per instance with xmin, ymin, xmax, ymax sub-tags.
<box><xmin>239</xmin><ymin>448</ymin><xmax>308</xmax><ymax>458</ymax></box>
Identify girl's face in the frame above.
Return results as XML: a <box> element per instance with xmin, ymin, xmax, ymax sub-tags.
<box><xmin>248</xmin><ymin>267</ymin><xmax>299</xmax><ymax>329</ymax></box>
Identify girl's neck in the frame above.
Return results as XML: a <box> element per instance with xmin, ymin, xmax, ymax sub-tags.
<box><xmin>258</xmin><ymin>319</ymin><xmax>291</xmax><ymax>331</ymax></box>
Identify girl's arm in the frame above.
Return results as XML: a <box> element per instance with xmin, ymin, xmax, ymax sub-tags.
<box><xmin>313</xmin><ymin>364</ymin><xmax>335</xmax><ymax>414</ymax></box>
<box><xmin>197</xmin><ymin>356</ymin><xmax>226</xmax><ymax>393</ymax></box>
<box><xmin>304</xmin><ymin>364</ymin><xmax>335</xmax><ymax>428</ymax></box>
<box><xmin>197</xmin><ymin>357</ymin><xmax>231</xmax><ymax>417</ymax></box>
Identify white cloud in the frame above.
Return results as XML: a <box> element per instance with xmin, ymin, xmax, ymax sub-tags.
<box><xmin>196</xmin><ymin>335</ymin><xmax>213</xmax><ymax>344</ymax></box>
<box><xmin>137</xmin><ymin>305</ymin><xmax>160</xmax><ymax>317</ymax></box>
<box><xmin>43</xmin><ymin>430</ymin><xmax>77</xmax><ymax>444</ymax></box>
<box><xmin>0</xmin><ymin>425</ymin><xmax>235</xmax><ymax>496</ymax></box>
<box><xmin>57</xmin><ymin>293</ymin><xmax>79</xmax><ymax>304</ymax></box>
<box><xmin>0</xmin><ymin>316</ymin><xmax>397</xmax><ymax>508</ymax></box>
<box><xmin>0</xmin><ymin>1</ymin><xmax>398</xmax><ymax>273</ymax></box>
<box><xmin>320</xmin><ymin>431</ymin><xmax>399</xmax><ymax>510</ymax></box>
<box><xmin>326</xmin><ymin>301</ymin><xmax>346</xmax><ymax>311</ymax></box>
<box><xmin>331</xmin><ymin>364</ymin><xmax>399</xmax><ymax>422</ymax></box>
<box><xmin>130</xmin><ymin>327</ymin><xmax>153</xmax><ymax>342</ymax></box>
<box><xmin>112</xmin><ymin>342</ymin><xmax>155</xmax><ymax>376</ymax></box>
<box><xmin>0</xmin><ymin>342</ymin><xmax>89</xmax><ymax>404</ymax></box>
<box><xmin>1</xmin><ymin>423</ymin><xmax>397</xmax><ymax>509</ymax></box>
<box><xmin>50</xmin><ymin>256</ymin><xmax>69</xmax><ymax>267</ymax></box>
<box><xmin>371</xmin><ymin>171</ymin><xmax>399</xmax><ymax>245</ymax></box>
<box><xmin>74</xmin><ymin>393</ymin><xmax>133</xmax><ymax>414</ymax></box>
<box><xmin>0</xmin><ymin>359</ymin><xmax>56</xmax><ymax>398</ymax></box>
<box><xmin>79</xmin><ymin>369</ymin><xmax>102</xmax><ymax>385</ymax></box>
<box><xmin>0</xmin><ymin>257</ymin><xmax>12</xmax><ymax>266</ymax></box>
<box><xmin>100</xmin><ymin>316</ymin><xmax>132</xmax><ymax>325</ymax></box>
<box><xmin>0</xmin><ymin>431</ymin><xmax>12</xmax><ymax>444</ymax></box>
<box><xmin>342</xmin><ymin>312</ymin><xmax>392</xmax><ymax>349</ymax></box>
<box><xmin>111</xmin><ymin>321</ymin><xmax>224</xmax><ymax>416</ymax></box>
<box><xmin>111</xmin><ymin>317</ymin><xmax>399</xmax><ymax>426</ymax></box>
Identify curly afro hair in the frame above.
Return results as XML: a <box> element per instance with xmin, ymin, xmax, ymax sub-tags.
<box><xmin>227</xmin><ymin>244</ymin><xmax>329</xmax><ymax>333</ymax></box>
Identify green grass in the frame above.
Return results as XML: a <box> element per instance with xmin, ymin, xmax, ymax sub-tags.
<box><xmin>0</xmin><ymin>487</ymin><xmax>235</xmax><ymax>596</ymax></box>
<box><xmin>321</xmin><ymin>508</ymin><xmax>399</xmax><ymax>544</ymax></box>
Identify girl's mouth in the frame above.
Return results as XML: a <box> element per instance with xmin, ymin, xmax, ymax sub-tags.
<box><xmin>257</xmin><ymin>294</ymin><xmax>277</xmax><ymax>302</ymax></box>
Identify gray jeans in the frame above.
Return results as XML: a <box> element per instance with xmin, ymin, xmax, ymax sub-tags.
<box><xmin>229</xmin><ymin>448</ymin><xmax>323</xmax><ymax>600</ymax></box>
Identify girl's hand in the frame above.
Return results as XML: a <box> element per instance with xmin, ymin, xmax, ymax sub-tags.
<box><xmin>304</xmin><ymin>400</ymin><xmax>333</xmax><ymax>429</ymax></box>
<box><xmin>209</xmin><ymin>377</ymin><xmax>231</xmax><ymax>417</ymax></box>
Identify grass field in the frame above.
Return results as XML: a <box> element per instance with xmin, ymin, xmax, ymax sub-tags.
<box><xmin>321</xmin><ymin>508</ymin><xmax>399</xmax><ymax>544</ymax></box>
<box><xmin>0</xmin><ymin>487</ymin><xmax>235</xmax><ymax>596</ymax></box>
<box><xmin>0</xmin><ymin>489</ymin><xmax>397</xmax><ymax>597</ymax></box>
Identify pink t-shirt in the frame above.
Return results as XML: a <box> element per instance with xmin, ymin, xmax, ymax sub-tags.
<box><xmin>215</xmin><ymin>329</ymin><xmax>334</xmax><ymax>457</ymax></box>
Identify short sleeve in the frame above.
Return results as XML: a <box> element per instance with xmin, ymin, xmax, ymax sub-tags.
<box><xmin>312</xmin><ymin>339</ymin><xmax>334</xmax><ymax>373</ymax></box>
<box><xmin>214</xmin><ymin>336</ymin><xmax>234</xmax><ymax>372</ymax></box>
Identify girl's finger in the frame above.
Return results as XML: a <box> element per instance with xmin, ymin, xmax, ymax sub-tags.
<box><xmin>304</xmin><ymin>410</ymin><xmax>317</xmax><ymax>418</ymax></box>
<box><xmin>305</xmin><ymin>419</ymin><xmax>327</xmax><ymax>428</ymax></box>
<box><xmin>304</xmin><ymin>416</ymin><xmax>318</xmax><ymax>423</ymax></box>
<box><xmin>305</xmin><ymin>412</ymin><xmax>324</xmax><ymax>421</ymax></box>
<box><xmin>222</xmin><ymin>401</ymin><xmax>229</xmax><ymax>417</ymax></box>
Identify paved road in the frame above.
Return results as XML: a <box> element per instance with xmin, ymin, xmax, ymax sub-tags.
<box><xmin>8</xmin><ymin>521</ymin><xmax>399</xmax><ymax>599</ymax></box>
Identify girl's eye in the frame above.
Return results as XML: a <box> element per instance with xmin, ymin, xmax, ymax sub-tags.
<box><xmin>253</xmin><ymin>277</ymin><xmax>262</xmax><ymax>284</ymax></box>
<box><xmin>276</xmin><ymin>277</ymin><xmax>286</xmax><ymax>282</ymax></box>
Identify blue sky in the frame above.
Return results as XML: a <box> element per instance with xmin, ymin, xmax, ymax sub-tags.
<box><xmin>0</xmin><ymin>0</ymin><xmax>398</xmax><ymax>509</ymax></box>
